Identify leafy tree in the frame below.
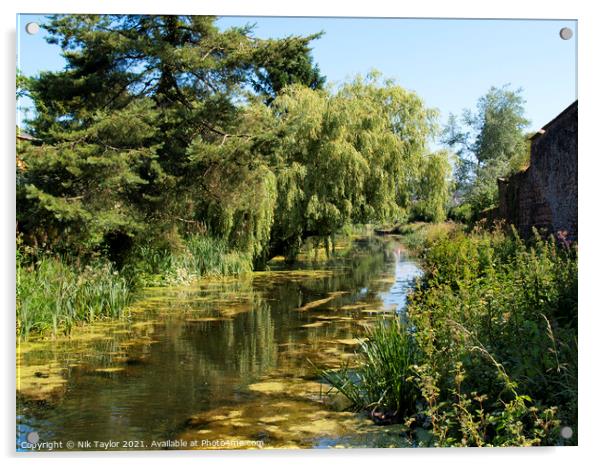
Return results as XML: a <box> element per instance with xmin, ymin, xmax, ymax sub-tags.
<box><xmin>469</xmin><ymin>86</ymin><xmax>529</xmax><ymax>166</ymax></box>
<box><xmin>187</xmin><ymin>73</ymin><xmax>444</xmax><ymax>260</ymax></box>
<box><xmin>412</xmin><ymin>151</ymin><xmax>452</xmax><ymax>223</ymax></box>
<box><xmin>443</xmin><ymin>85</ymin><xmax>530</xmax><ymax>214</ymax></box>
<box><xmin>267</xmin><ymin>73</ymin><xmax>440</xmax><ymax>257</ymax></box>
<box><xmin>441</xmin><ymin>113</ymin><xmax>474</xmax><ymax>200</ymax></box>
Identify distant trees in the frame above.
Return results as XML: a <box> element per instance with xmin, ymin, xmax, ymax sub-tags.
<box><xmin>443</xmin><ymin>85</ymin><xmax>530</xmax><ymax>216</ymax></box>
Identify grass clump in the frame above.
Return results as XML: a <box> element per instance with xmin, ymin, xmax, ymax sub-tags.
<box><xmin>324</xmin><ymin>225</ymin><xmax>577</xmax><ymax>446</ymax></box>
<box><xmin>122</xmin><ymin>234</ymin><xmax>253</xmax><ymax>287</ymax></box>
<box><xmin>16</xmin><ymin>250</ymin><xmax>131</xmax><ymax>337</ymax></box>
<box><xmin>322</xmin><ymin>320</ymin><xmax>421</xmax><ymax>423</ymax></box>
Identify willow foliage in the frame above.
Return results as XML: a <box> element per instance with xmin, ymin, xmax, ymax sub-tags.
<box><xmin>268</xmin><ymin>73</ymin><xmax>445</xmax><ymax>255</ymax></box>
<box><xmin>413</xmin><ymin>151</ymin><xmax>453</xmax><ymax>223</ymax></box>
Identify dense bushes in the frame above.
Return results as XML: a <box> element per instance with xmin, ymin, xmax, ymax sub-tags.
<box><xmin>325</xmin><ymin>225</ymin><xmax>577</xmax><ymax>446</ymax></box>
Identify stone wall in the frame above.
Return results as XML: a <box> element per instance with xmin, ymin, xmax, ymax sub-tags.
<box><xmin>497</xmin><ymin>101</ymin><xmax>577</xmax><ymax>240</ymax></box>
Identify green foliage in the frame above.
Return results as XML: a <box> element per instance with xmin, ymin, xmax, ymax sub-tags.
<box><xmin>17</xmin><ymin>245</ymin><xmax>131</xmax><ymax>337</ymax></box>
<box><xmin>268</xmin><ymin>73</ymin><xmax>443</xmax><ymax>256</ymax></box>
<box><xmin>19</xmin><ymin>15</ymin><xmax>452</xmax><ymax>266</ymax></box>
<box><xmin>412</xmin><ymin>227</ymin><xmax>577</xmax><ymax>445</ymax></box>
<box><xmin>17</xmin><ymin>232</ymin><xmax>252</xmax><ymax>337</ymax></box>
<box><xmin>187</xmin><ymin>131</ymin><xmax>278</xmax><ymax>263</ymax></box>
<box><xmin>322</xmin><ymin>319</ymin><xmax>421</xmax><ymax>422</ymax></box>
<box><xmin>19</xmin><ymin>14</ymin><xmax>324</xmax><ymax>262</ymax></box>
<box><xmin>414</xmin><ymin>361</ymin><xmax>560</xmax><ymax>447</ymax></box>
<box><xmin>18</xmin><ymin>100</ymin><xmax>157</xmax><ymax>254</ymax></box>
<box><xmin>442</xmin><ymin>85</ymin><xmax>530</xmax><ymax>215</ymax></box>
<box><xmin>16</xmin><ymin>69</ymin><xmax>30</xmax><ymax>100</ymax></box>
<box><xmin>250</xmin><ymin>32</ymin><xmax>326</xmax><ymax>102</ymax></box>
<box><xmin>17</xmin><ymin>15</ymin><xmax>454</xmax><ymax>337</ymax></box>
<box><xmin>122</xmin><ymin>234</ymin><xmax>252</xmax><ymax>287</ymax></box>
<box><xmin>411</xmin><ymin>151</ymin><xmax>452</xmax><ymax>223</ymax></box>
<box><xmin>470</xmin><ymin>86</ymin><xmax>530</xmax><ymax>165</ymax></box>
<box><xmin>448</xmin><ymin>203</ymin><xmax>473</xmax><ymax>224</ymax></box>
<box><xmin>327</xmin><ymin>226</ymin><xmax>577</xmax><ymax>446</ymax></box>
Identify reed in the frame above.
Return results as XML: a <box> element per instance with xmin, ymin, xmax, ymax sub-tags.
<box><xmin>17</xmin><ymin>254</ymin><xmax>131</xmax><ymax>337</ymax></box>
<box><xmin>123</xmin><ymin>234</ymin><xmax>253</xmax><ymax>286</ymax></box>
<box><xmin>322</xmin><ymin>319</ymin><xmax>421</xmax><ymax>422</ymax></box>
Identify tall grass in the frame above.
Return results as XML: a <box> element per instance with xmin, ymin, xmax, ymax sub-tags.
<box><xmin>17</xmin><ymin>234</ymin><xmax>252</xmax><ymax>337</ymax></box>
<box><xmin>123</xmin><ymin>234</ymin><xmax>253</xmax><ymax>287</ymax></box>
<box><xmin>180</xmin><ymin>235</ymin><xmax>252</xmax><ymax>277</ymax></box>
<box><xmin>322</xmin><ymin>319</ymin><xmax>420</xmax><ymax>422</ymax></box>
<box><xmin>16</xmin><ymin>254</ymin><xmax>131</xmax><ymax>337</ymax></box>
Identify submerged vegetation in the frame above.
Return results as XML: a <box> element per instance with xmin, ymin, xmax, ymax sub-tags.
<box><xmin>324</xmin><ymin>224</ymin><xmax>577</xmax><ymax>446</ymax></box>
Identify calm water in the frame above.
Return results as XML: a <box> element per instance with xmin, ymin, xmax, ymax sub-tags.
<box><xmin>17</xmin><ymin>236</ymin><xmax>422</xmax><ymax>451</ymax></box>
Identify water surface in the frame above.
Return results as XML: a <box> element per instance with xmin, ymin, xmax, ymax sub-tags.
<box><xmin>17</xmin><ymin>236</ymin><xmax>422</xmax><ymax>450</ymax></box>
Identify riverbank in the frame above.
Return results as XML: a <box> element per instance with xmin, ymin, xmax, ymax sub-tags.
<box><xmin>16</xmin><ymin>230</ymin><xmax>366</xmax><ymax>339</ymax></box>
<box><xmin>325</xmin><ymin>223</ymin><xmax>578</xmax><ymax>446</ymax></box>
<box><xmin>16</xmin><ymin>234</ymin><xmax>254</xmax><ymax>338</ymax></box>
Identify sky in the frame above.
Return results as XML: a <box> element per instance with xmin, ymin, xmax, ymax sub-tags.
<box><xmin>17</xmin><ymin>14</ymin><xmax>577</xmax><ymax>135</ymax></box>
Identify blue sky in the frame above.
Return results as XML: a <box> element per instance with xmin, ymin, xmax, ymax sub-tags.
<box><xmin>17</xmin><ymin>14</ymin><xmax>577</xmax><ymax>134</ymax></box>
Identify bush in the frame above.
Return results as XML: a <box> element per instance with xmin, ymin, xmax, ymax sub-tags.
<box><xmin>448</xmin><ymin>203</ymin><xmax>473</xmax><ymax>224</ymax></box>
<box><xmin>326</xmin><ymin>226</ymin><xmax>577</xmax><ymax>446</ymax></box>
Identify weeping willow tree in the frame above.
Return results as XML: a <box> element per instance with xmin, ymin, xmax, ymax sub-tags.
<box><xmin>266</xmin><ymin>73</ymin><xmax>446</xmax><ymax>258</ymax></box>
<box><xmin>189</xmin><ymin>73</ymin><xmax>447</xmax><ymax>261</ymax></box>
<box><xmin>412</xmin><ymin>151</ymin><xmax>453</xmax><ymax>223</ymax></box>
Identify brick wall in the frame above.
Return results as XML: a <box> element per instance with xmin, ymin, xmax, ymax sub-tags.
<box><xmin>497</xmin><ymin>101</ymin><xmax>577</xmax><ymax>240</ymax></box>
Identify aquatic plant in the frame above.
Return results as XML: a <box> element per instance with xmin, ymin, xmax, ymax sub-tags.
<box><xmin>322</xmin><ymin>319</ymin><xmax>421</xmax><ymax>423</ymax></box>
<box><xmin>16</xmin><ymin>252</ymin><xmax>131</xmax><ymax>337</ymax></box>
<box><xmin>123</xmin><ymin>234</ymin><xmax>253</xmax><ymax>287</ymax></box>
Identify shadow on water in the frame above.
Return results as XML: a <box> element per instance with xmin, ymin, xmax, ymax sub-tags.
<box><xmin>16</xmin><ymin>236</ymin><xmax>422</xmax><ymax>450</ymax></box>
